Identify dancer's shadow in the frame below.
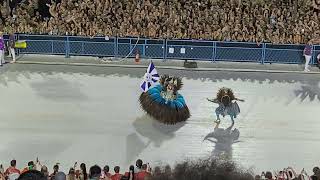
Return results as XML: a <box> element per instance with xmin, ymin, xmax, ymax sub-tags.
<box><xmin>126</xmin><ymin>115</ymin><xmax>186</xmax><ymax>163</ymax></box>
<box><xmin>203</xmin><ymin>122</ymin><xmax>240</xmax><ymax>159</ymax></box>
<box><xmin>294</xmin><ymin>82</ymin><xmax>320</xmax><ymax>101</ymax></box>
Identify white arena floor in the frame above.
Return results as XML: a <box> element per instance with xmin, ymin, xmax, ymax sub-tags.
<box><xmin>0</xmin><ymin>63</ymin><xmax>320</xmax><ymax>174</ymax></box>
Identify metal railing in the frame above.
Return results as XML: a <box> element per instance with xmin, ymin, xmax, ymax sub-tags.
<box><xmin>12</xmin><ymin>34</ymin><xmax>318</xmax><ymax>65</ymax></box>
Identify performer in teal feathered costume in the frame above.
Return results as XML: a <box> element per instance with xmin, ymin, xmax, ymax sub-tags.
<box><xmin>139</xmin><ymin>74</ymin><xmax>190</xmax><ymax>124</ymax></box>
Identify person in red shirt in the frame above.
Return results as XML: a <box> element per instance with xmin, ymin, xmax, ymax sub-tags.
<box><xmin>110</xmin><ymin>166</ymin><xmax>122</xmax><ymax>180</ymax></box>
<box><xmin>21</xmin><ymin>161</ymin><xmax>35</xmax><ymax>174</ymax></box>
<box><xmin>103</xmin><ymin>165</ymin><xmax>112</xmax><ymax>178</ymax></box>
<box><xmin>136</xmin><ymin>164</ymin><xmax>151</xmax><ymax>180</ymax></box>
<box><xmin>5</xmin><ymin>160</ymin><xmax>20</xmax><ymax>176</ymax></box>
<box><xmin>124</xmin><ymin>165</ymin><xmax>136</xmax><ymax>180</ymax></box>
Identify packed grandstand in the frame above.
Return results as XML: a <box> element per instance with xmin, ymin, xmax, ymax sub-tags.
<box><xmin>0</xmin><ymin>0</ymin><xmax>320</xmax><ymax>44</ymax></box>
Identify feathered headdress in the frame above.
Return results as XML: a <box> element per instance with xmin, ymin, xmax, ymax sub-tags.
<box><xmin>159</xmin><ymin>75</ymin><xmax>183</xmax><ymax>91</ymax></box>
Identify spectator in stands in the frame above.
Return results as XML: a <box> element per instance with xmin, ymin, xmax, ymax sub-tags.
<box><xmin>50</xmin><ymin>164</ymin><xmax>59</xmax><ymax>180</ymax></box>
<box><xmin>40</xmin><ymin>166</ymin><xmax>49</xmax><ymax>180</ymax></box>
<box><xmin>124</xmin><ymin>165</ymin><xmax>135</xmax><ymax>180</ymax></box>
<box><xmin>5</xmin><ymin>160</ymin><xmax>20</xmax><ymax>178</ymax></box>
<box><xmin>136</xmin><ymin>164</ymin><xmax>150</xmax><ymax>180</ymax></box>
<box><xmin>265</xmin><ymin>171</ymin><xmax>273</xmax><ymax>180</ymax></box>
<box><xmin>17</xmin><ymin>170</ymin><xmax>47</xmax><ymax>180</ymax></box>
<box><xmin>89</xmin><ymin>165</ymin><xmax>101</xmax><ymax>180</ymax></box>
<box><xmin>79</xmin><ymin>163</ymin><xmax>88</xmax><ymax>180</ymax></box>
<box><xmin>55</xmin><ymin>172</ymin><xmax>66</xmax><ymax>180</ymax></box>
<box><xmin>21</xmin><ymin>161</ymin><xmax>35</xmax><ymax>174</ymax></box>
<box><xmin>103</xmin><ymin>166</ymin><xmax>111</xmax><ymax>179</ymax></box>
<box><xmin>67</xmin><ymin>168</ymin><xmax>76</xmax><ymax>180</ymax></box>
<box><xmin>135</xmin><ymin>160</ymin><xmax>143</xmax><ymax>173</ymax></box>
<box><xmin>110</xmin><ymin>166</ymin><xmax>122</xmax><ymax>180</ymax></box>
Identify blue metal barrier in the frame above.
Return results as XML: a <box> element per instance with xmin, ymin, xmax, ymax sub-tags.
<box><xmin>10</xmin><ymin>34</ymin><xmax>319</xmax><ymax>65</ymax></box>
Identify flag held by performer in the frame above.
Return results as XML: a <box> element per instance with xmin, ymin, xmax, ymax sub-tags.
<box><xmin>140</xmin><ymin>62</ymin><xmax>159</xmax><ymax>92</ymax></box>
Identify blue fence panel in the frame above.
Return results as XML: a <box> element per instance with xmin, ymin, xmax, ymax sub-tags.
<box><xmin>69</xmin><ymin>42</ymin><xmax>83</xmax><ymax>55</ymax></box>
<box><xmin>117</xmin><ymin>38</ymin><xmax>146</xmax><ymax>58</ymax></box>
<box><xmin>68</xmin><ymin>36</ymin><xmax>115</xmax><ymax>56</ymax></box>
<box><xmin>83</xmin><ymin>42</ymin><xmax>114</xmax><ymax>56</ymax></box>
<box><xmin>19</xmin><ymin>40</ymin><xmax>52</xmax><ymax>54</ymax></box>
<box><xmin>312</xmin><ymin>45</ymin><xmax>320</xmax><ymax>65</ymax></box>
<box><xmin>12</xmin><ymin>34</ymin><xmax>320</xmax><ymax>65</ymax></box>
<box><xmin>19</xmin><ymin>35</ymin><xmax>66</xmax><ymax>55</ymax></box>
<box><xmin>145</xmin><ymin>44</ymin><xmax>164</xmax><ymax>58</ymax></box>
<box><xmin>166</xmin><ymin>40</ymin><xmax>213</xmax><ymax>61</ymax></box>
<box><xmin>145</xmin><ymin>39</ymin><xmax>165</xmax><ymax>59</ymax></box>
<box><xmin>264</xmin><ymin>44</ymin><xmax>304</xmax><ymax>64</ymax></box>
<box><xmin>216</xmin><ymin>42</ymin><xmax>262</xmax><ymax>62</ymax></box>
<box><xmin>117</xmin><ymin>43</ymin><xmax>131</xmax><ymax>57</ymax></box>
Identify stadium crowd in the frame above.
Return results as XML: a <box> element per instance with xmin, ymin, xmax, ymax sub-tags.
<box><xmin>1</xmin><ymin>158</ymin><xmax>320</xmax><ymax>180</ymax></box>
<box><xmin>0</xmin><ymin>0</ymin><xmax>320</xmax><ymax>44</ymax></box>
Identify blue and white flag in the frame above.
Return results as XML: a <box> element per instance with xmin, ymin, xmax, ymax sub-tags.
<box><xmin>140</xmin><ymin>62</ymin><xmax>159</xmax><ymax>92</ymax></box>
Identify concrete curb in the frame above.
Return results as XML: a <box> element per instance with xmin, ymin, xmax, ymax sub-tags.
<box><xmin>15</xmin><ymin>60</ymin><xmax>320</xmax><ymax>74</ymax></box>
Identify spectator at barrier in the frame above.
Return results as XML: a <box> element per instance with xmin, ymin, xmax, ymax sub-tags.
<box><xmin>5</xmin><ymin>160</ymin><xmax>21</xmax><ymax>178</ymax></box>
<box><xmin>8</xmin><ymin>31</ymin><xmax>16</xmax><ymax>63</ymax></box>
<box><xmin>317</xmin><ymin>53</ymin><xmax>320</xmax><ymax>68</ymax></box>
<box><xmin>79</xmin><ymin>163</ymin><xmax>88</xmax><ymax>180</ymax></box>
<box><xmin>21</xmin><ymin>161</ymin><xmax>35</xmax><ymax>174</ymax></box>
<box><xmin>17</xmin><ymin>170</ymin><xmax>47</xmax><ymax>180</ymax></box>
<box><xmin>136</xmin><ymin>164</ymin><xmax>151</xmax><ymax>180</ymax></box>
<box><xmin>55</xmin><ymin>172</ymin><xmax>66</xmax><ymax>180</ymax></box>
<box><xmin>67</xmin><ymin>168</ymin><xmax>76</xmax><ymax>180</ymax></box>
<box><xmin>88</xmin><ymin>165</ymin><xmax>101</xmax><ymax>180</ymax></box>
<box><xmin>102</xmin><ymin>166</ymin><xmax>112</xmax><ymax>179</ymax></box>
<box><xmin>303</xmin><ymin>40</ymin><xmax>313</xmax><ymax>72</ymax></box>
<box><xmin>49</xmin><ymin>164</ymin><xmax>59</xmax><ymax>180</ymax></box>
<box><xmin>110</xmin><ymin>166</ymin><xmax>122</xmax><ymax>180</ymax></box>
<box><xmin>123</xmin><ymin>165</ymin><xmax>136</xmax><ymax>180</ymax></box>
<box><xmin>265</xmin><ymin>171</ymin><xmax>273</xmax><ymax>180</ymax></box>
<box><xmin>135</xmin><ymin>160</ymin><xmax>143</xmax><ymax>173</ymax></box>
<box><xmin>40</xmin><ymin>166</ymin><xmax>49</xmax><ymax>180</ymax></box>
<box><xmin>0</xmin><ymin>31</ymin><xmax>5</xmax><ymax>66</ymax></box>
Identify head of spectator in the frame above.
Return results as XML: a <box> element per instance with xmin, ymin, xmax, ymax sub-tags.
<box><xmin>142</xmin><ymin>164</ymin><xmax>147</xmax><ymax>171</ymax></box>
<box><xmin>40</xmin><ymin>166</ymin><xmax>48</xmax><ymax>179</ymax></box>
<box><xmin>80</xmin><ymin>163</ymin><xmax>88</xmax><ymax>180</ymax></box>
<box><xmin>10</xmin><ymin>160</ymin><xmax>17</xmax><ymax>168</ymax></box>
<box><xmin>68</xmin><ymin>168</ymin><xmax>75</xmax><ymax>180</ymax></box>
<box><xmin>17</xmin><ymin>170</ymin><xmax>46</xmax><ymax>180</ymax></box>
<box><xmin>153</xmin><ymin>166</ymin><xmax>161</xmax><ymax>176</ymax></box>
<box><xmin>127</xmin><ymin>165</ymin><xmax>135</xmax><ymax>180</ymax></box>
<box><xmin>114</xmin><ymin>166</ymin><xmax>120</xmax><ymax>174</ymax></box>
<box><xmin>53</xmin><ymin>165</ymin><xmax>59</xmax><ymax>173</ymax></box>
<box><xmin>103</xmin><ymin>165</ymin><xmax>109</xmax><ymax>174</ymax></box>
<box><xmin>136</xmin><ymin>159</ymin><xmax>143</xmax><ymax>171</ymax></box>
<box><xmin>27</xmin><ymin>162</ymin><xmax>35</xmax><ymax>171</ymax></box>
<box><xmin>55</xmin><ymin>172</ymin><xmax>66</xmax><ymax>180</ymax></box>
<box><xmin>265</xmin><ymin>171</ymin><xmax>273</xmax><ymax>180</ymax></box>
<box><xmin>89</xmin><ymin>165</ymin><xmax>101</xmax><ymax>180</ymax></box>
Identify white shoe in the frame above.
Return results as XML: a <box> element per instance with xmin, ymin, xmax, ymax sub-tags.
<box><xmin>304</xmin><ymin>69</ymin><xmax>310</xmax><ymax>72</ymax></box>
